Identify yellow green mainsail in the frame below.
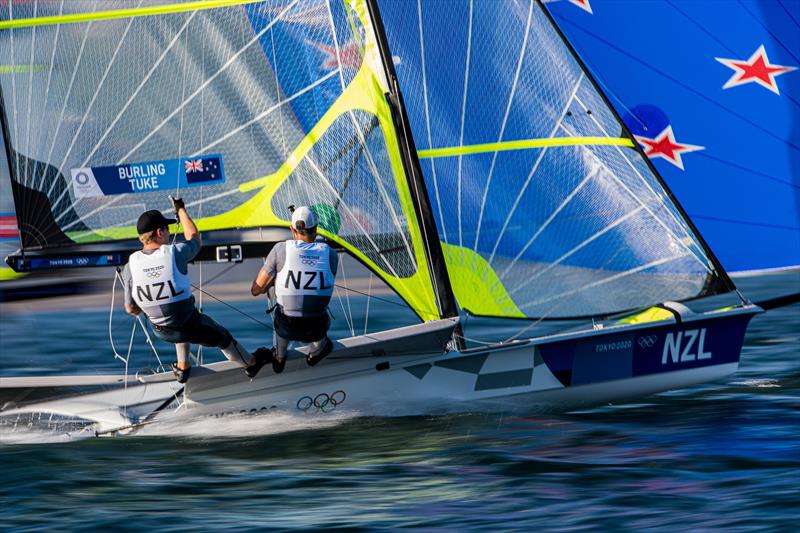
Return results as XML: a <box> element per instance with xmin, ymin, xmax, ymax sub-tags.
<box><xmin>0</xmin><ymin>0</ymin><xmax>441</xmax><ymax>321</ymax></box>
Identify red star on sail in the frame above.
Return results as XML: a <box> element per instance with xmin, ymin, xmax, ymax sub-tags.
<box><xmin>634</xmin><ymin>125</ymin><xmax>704</xmax><ymax>171</ymax></box>
<box><xmin>715</xmin><ymin>45</ymin><xmax>796</xmax><ymax>95</ymax></box>
<box><xmin>311</xmin><ymin>40</ymin><xmax>363</xmax><ymax>71</ymax></box>
<box><xmin>568</xmin><ymin>0</ymin><xmax>593</xmax><ymax>13</ymax></box>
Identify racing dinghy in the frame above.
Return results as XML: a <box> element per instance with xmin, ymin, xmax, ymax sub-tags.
<box><xmin>0</xmin><ymin>0</ymin><xmax>769</xmax><ymax>435</ymax></box>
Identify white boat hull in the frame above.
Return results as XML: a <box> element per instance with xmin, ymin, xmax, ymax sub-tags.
<box><xmin>0</xmin><ymin>306</ymin><xmax>759</xmax><ymax>434</ymax></box>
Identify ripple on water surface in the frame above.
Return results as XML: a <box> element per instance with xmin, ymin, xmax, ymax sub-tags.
<box><xmin>0</xmin><ymin>291</ymin><xmax>799</xmax><ymax>530</ymax></box>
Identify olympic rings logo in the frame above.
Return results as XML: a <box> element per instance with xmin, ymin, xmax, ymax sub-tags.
<box><xmin>301</xmin><ymin>259</ymin><xmax>316</xmax><ymax>266</ymax></box>
<box><xmin>297</xmin><ymin>390</ymin><xmax>346</xmax><ymax>414</ymax></box>
<box><xmin>146</xmin><ymin>271</ymin><xmax>162</xmax><ymax>278</ymax></box>
<box><xmin>637</xmin><ymin>335</ymin><xmax>658</xmax><ymax>348</ymax></box>
<box><xmin>74</xmin><ymin>171</ymin><xmax>90</xmax><ymax>185</ymax></box>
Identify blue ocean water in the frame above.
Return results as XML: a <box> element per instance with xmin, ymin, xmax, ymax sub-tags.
<box><xmin>0</xmin><ymin>281</ymin><xmax>798</xmax><ymax>531</ymax></box>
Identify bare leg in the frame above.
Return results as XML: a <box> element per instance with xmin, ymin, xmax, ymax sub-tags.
<box><xmin>221</xmin><ymin>339</ymin><xmax>254</xmax><ymax>367</ymax></box>
<box><xmin>175</xmin><ymin>343</ymin><xmax>191</xmax><ymax>370</ymax></box>
<box><xmin>273</xmin><ymin>330</ymin><xmax>290</xmax><ymax>362</ymax></box>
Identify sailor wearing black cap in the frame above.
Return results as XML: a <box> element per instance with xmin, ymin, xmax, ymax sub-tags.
<box><xmin>250</xmin><ymin>206</ymin><xmax>337</xmax><ymax>373</ymax></box>
<box><xmin>122</xmin><ymin>197</ymin><xmax>270</xmax><ymax>383</ymax></box>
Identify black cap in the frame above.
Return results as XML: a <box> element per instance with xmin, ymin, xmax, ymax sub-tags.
<box><xmin>137</xmin><ymin>210</ymin><xmax>176</xmax><ymax>235</ymax></box>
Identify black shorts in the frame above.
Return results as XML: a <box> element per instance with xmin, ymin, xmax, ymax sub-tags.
<box><xmin>151</xmin><ymin>311</ymin><xmax>232</xmax><ymax>349</ymax></box>
<box><xmin>273</xmin><ymin>308</ymin><xmax>329</xmax><ymax>343</ymax></box>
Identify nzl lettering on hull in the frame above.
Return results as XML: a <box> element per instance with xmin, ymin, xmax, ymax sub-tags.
<box><xmin>70</xmin><ymin>155</ymin><xmax>225</xmax><ymax>198</ymax></box>
<box><xmin>537</xmin><ymin>314</ymin><xmax>754</xmax><ymax>387</ymax></box>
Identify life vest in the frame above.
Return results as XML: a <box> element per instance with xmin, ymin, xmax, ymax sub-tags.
<box><xmin>275</xmin><ymin>240</ymin><xmax>334</xmax><ymax>317</ymax></box>
<box><xmin>128</xmin><ymin>245</ymin><xmax>192</xmax><ymax>325</ymax></box>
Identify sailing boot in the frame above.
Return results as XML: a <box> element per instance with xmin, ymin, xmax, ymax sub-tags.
<box><xmin>306</xmin><ymin>337</ymin><xmax>334</xmax><ymax>367</ymax></box>
<box><xmin>245</xmin><ymin>347</ymin><xmax>274</xmax><ymax>378</ymax></box>
<box><xmin>171</xmin><ymin>363</ymin><xmax>191</xmax><ymax>384</ymax></box>
<box><xmin>272</xmin><ymin>350</ymin><xmax>286</xmax><ymax>374</ymax></box>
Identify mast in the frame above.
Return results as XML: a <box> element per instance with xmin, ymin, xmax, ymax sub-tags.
<box><xmin>0</xmin><ymin>84</ymin><xmax>24</xmax><ymax>256</ymax></box>
<box><xmin>364</xmin><ymin>0</ymin><xmax>461</xmax><ymax>322</ymax></box>
<box><xmin>538</xmin><ymin>0</ymin><xmax>737</xmax><ymax>295</ymax></box>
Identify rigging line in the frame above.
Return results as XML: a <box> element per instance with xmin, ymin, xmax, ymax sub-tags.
<box><xmin>302</xmin><ymin>153</ymin><xmax>404</xmax><ymax>280</ymax></box>
<box><xmin>341</xmin><ymin>256</ymin><xmax>354</xmax><ymax>336</ymax></box>
<box><xmin>737</xmin><ymin>0</ymin><xmax>800</xmax><ymax>67</ymax></box>
<box><xmin>56</xmin><ymin>2</ymin><xmax>144</xmax><ymax>182</ymax></box>
<box><xmin>558</xmin><ymin>121</ymin><xmax>711</xmax><ymax>274</ymax></box>
<box><xmin>65</xmin><ymin>181</ymin><xmax>239</xmax><ymax>237</ymax></box>
<box><xmin>777</xmin><ymin>0</ymin><xmax>800</xmax><ymax>32</ymax></box>
<box><xmin>194</xmin><ymin>261</ymin><xmax>238</xmax><ymax>287</ymax></box>
<box><xmin>557</xmin><ymin>17</ymin><xmax>800</xmax><ymax>151</ymax></box>
<box><xmin>334</xmin><ymin>282</ymin><xmax>407</xmax><ymax>307</ymax></box>
<box><xmin>269</xmin><ymin>28</ymin><xmax>288</xmax><ymax>156</ymax></box>
<box><xmin>136</xmin><ymin>315</ymin><xmax>164</xmax><ymax>370</ymax></box>
<box><xmin>118</xmin><ymin>0</ymin><xmax>301</xmax><ymax>164</ymax></box>
<box><xmin>457</xmin><ymin>0</ymin><xmax>474</xmax><ymax>258</ymax></box>
<box><xmin>327</xmin><ymin>0</ymin><xmax>417</xmax><ymax>270</ymax></box>
<box><xmin>43</xmin><ymin>4</ymin><xmax>98</xmax><ymax>199</ymax></box>
<box><xmin>176</xmin><ymin>25</ymin><xmax>190</xmax><ymax>201</ymax></box>
<box><xmin>338</xmin><ymin>110</ymin><xmax>418</xmax><ymax>268</ymax></box>
<box><xmin>665</xmin><ymin>0</ymin><xmax>738</xmax><ymax>57</ymax></box>
<box><xmin>81</xmin><ymin>8</ymin><xmax>196</xmax><ymax>167</ymax></box>
<box><xmin>335</xmin><ymin>284</ymin><xmax>354</xmax><ymax>336</ymax></box>
<box><xmin>7</xmin><ymin>1</ymin><xmax>17</xmax><ymax>201</ymax></box>
<box><xmin>51</xmin><ymin>10</ymin><xmax>199</xmax><ymax>217</ymax></box>
<box><xmin>324</xmin><ymin>0</ymin><xmax>347</xmax><ymax>90</ymax></box>
<box><xmin>33</xmin><ymin>0</ymin><xmax>64</xmax><ymax>192</ymax></box>
<box><xmin>507</xmin><ymin>205</ymin><xmax>646</xmax><ymax>297</ymax></box>
<box><xmin>473</xmin><ymin>0</ymin><xmax>534</xmax><ymax>253</ymax></box>
<box><xmin>689</xmin><ymin>213</ymin><xmax>800</xmax><ymax>232</ymax></box>
<box><xmin>517</xmin><ymin>253</ymin><xmax>689</xmax><ymax>309</ymax></box>
<box><xmin>22</xmin><ymin>0</ymin><xmax>37</xmax><ymax>193</ymax></box>
<box><xmin>417</xmin><ymin>0</ymin><xmax>448</xmax><ymax>244</ymax></box>
<box><xmin>109</xmin><ymin>269</ymin><xmax>129</xmax><ymax>363</ymax></box>
<box><xmin>575</xmin><ymin>93</ymin><xmax>702</xmax><ymax>244</ymax></box>
<box><xmin>188</xmin><ymin>68</ymin><xmax>339</xmax><ymax>157</ymax></box>
<box><xmin>363</xmin><ymin>272</ymin><xmax>372</xmax><ymax>335</ymax></box>
<box><xmin>571</xmin><ymin>94</ymin><xmax>711</xmax><ymax>269</ymax></box>
<box><xmin>498</xmin><ymin>169</ymin><xmax>595</xmax><ymax>281</ymax></box>
<box><xmin>482</xmin><ymin>71</ymin><xmax>584</xmax><ymax>274</ymax></box>
<box><xmin>189</xmin><ymin>284</ymin><xmax>273</xmax><ymax>329</ymax></box>
<box><xmin>732</xmin><ymin>2</ymin><xmax>800</xmax><ymax>109</ymax></box>
<box><xmin>696</xmin><ymin>151</ymin><xmax>800</xmax><ymax>190</ymax></box>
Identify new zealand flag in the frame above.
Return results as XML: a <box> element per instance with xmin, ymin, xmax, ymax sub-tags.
<box><xmin>183</xmin><ymin>156</ymin><xmax>224</xmax><ymax>185</ymax></box>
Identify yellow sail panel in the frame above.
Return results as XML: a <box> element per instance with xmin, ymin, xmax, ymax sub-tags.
<box><xmin>1</xmin><ymin>0</ymin><xmax>440</xmax><ymax>320</ymax></box>
<box><xmin>441</xmin><ymin>243</ymin><xmax>523</xmax><ymax>318</ymax></box>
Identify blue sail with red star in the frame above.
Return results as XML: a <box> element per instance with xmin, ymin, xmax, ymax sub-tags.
<box><xmin>542</xmin><ymin>0</ymin><xmax>800</xmax><ymax>271</ymax></box>
<box><xmin>373</xmin><ymin>0</ymin><xmax>798</xmax><ymax>273</ymax></box>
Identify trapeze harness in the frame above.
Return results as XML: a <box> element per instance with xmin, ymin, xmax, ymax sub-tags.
<box><xmin>128</xmin><ymin>245</ymin><xmax>192</xmax><ymax>327</ymax></box>
<box><xmin>273</xmin><ymin>240</ymin><xmax>334</xmax><ymax>342</ymax></box>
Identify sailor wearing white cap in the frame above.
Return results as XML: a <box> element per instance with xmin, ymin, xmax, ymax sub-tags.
<box><xmin>251</xmin><ymin>205</ymin><xmax>338</xmax><ymax>373</ymax></box>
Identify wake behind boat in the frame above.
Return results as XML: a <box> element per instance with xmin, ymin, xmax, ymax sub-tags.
<box><xmin>0</xmin><ymin>0</ymin><xmax>788</xmax><ymax>436</ymax></box>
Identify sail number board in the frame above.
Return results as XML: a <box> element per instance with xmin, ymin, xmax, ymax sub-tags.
<box><xmin>70</xmin><ymin>155</ymin><xmax>226</xmax><ymax>198</ymax></box>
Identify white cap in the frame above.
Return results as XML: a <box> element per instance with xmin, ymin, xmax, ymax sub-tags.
<box><xmin>291</xmin><ymin>206</ymin><xmax>318</xmax><ymax>232</ymax></box>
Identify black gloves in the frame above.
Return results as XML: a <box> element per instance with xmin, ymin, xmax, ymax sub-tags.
<box><xmin>169</xmin><ymin>194</ymin><xmax>185</xmax><ymax>213</ymax></box>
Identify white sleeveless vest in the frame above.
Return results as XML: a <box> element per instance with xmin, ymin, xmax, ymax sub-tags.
<box><xmin>275</xmin><ymin>240</ymin><xmax>334</xmax><ymax>317</ymax></box>
<box><xmin>129</xmin><ymin>245</ymin><xmax>192</xmax><ymax>324</ymax></box>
